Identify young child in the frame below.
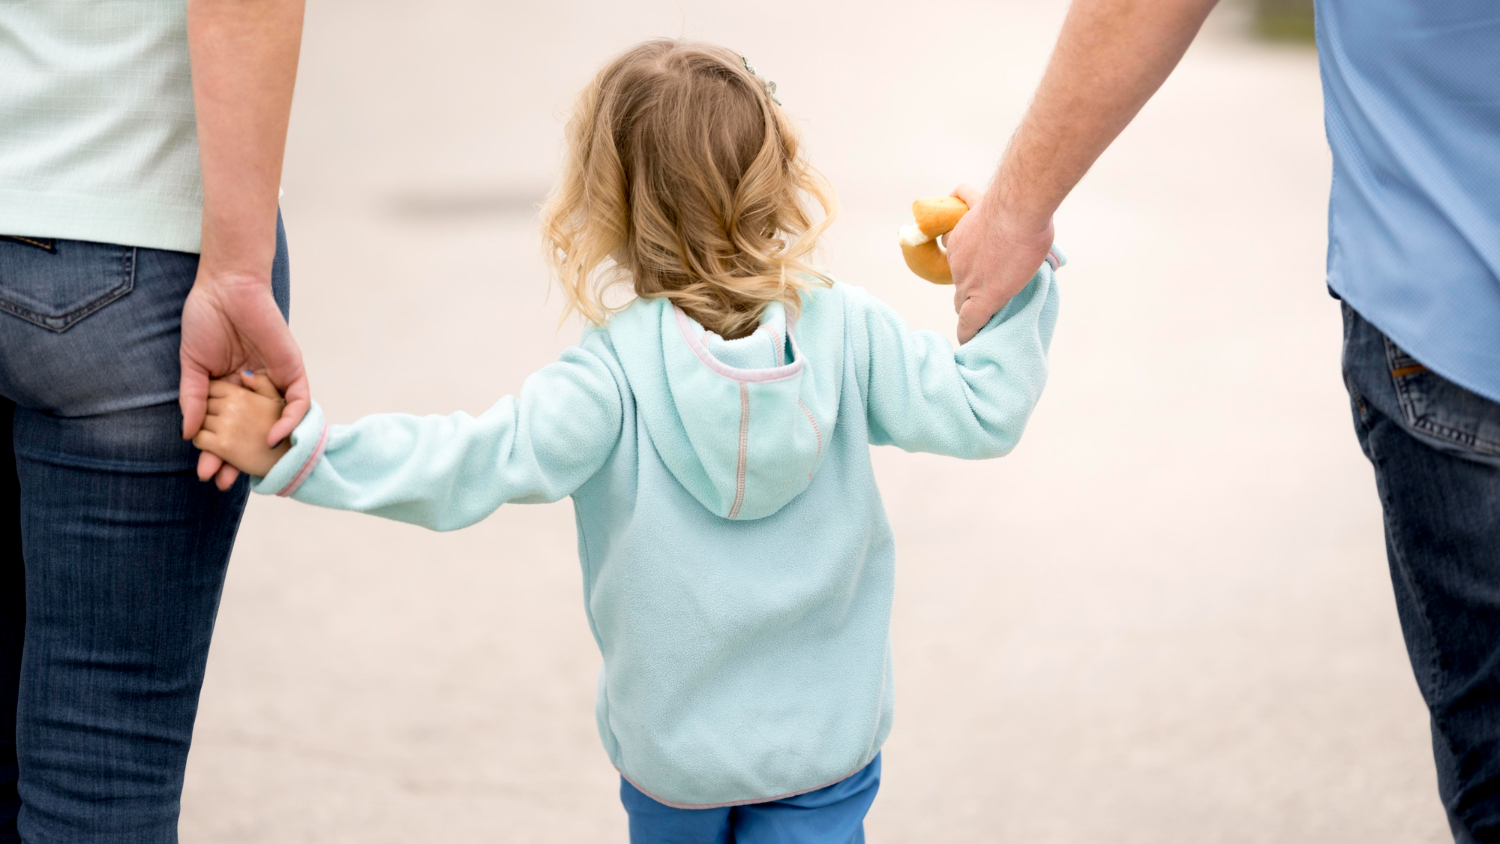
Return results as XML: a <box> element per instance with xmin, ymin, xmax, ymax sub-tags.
<box><xmin>197</xmin><ymin>39</ymin><xmax>1061</xmax><ymax>844</ymax></box>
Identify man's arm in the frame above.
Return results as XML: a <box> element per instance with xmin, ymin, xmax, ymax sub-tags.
<box><xmin>946</xmin><ymin>0</ymin><xmax>1220</xmax><ymax>342</ymax></box>
<box><xmin>181</xmin><ymin>0</ymin><xmax>308</xmax><ymax>489</ymax></box>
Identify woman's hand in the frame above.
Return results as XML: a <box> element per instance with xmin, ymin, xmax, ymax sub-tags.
<box><xmin>182</xmin><ymin>0</ymin><xmax>306</xmax><ymax>488</ymax></box>
<box><xmin>192</xmin><ymin>372</ymin><xmax>293</xmax><ymax>488</ymax></box>
<box><xmin>180</xmin><ymin>271</ymin><xmax>308</xmax><ymax>479</ymax></box>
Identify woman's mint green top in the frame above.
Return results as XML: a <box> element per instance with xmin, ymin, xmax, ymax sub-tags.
<box><xmin>253</xmin><ymin>259</ymin><xmax>1062</xmax><ymax>807</ymax></box>
<box><xmin>0</xmin><ymin>1</ymin><xmax>204</xmax><ymax>252</ymax></box>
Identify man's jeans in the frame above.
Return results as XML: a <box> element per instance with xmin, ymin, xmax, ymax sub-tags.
<box><xmin>1342</xmin><ymin>302</ymin><xmax>1500</xmax><ymax>842</ymax></box>
<box><xmin>0</xmin><ymin>225</ymin><xmax>289</xmax><ymax>843</ymax></box>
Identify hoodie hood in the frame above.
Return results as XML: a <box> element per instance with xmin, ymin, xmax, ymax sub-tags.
<box><xmin>605</xmin><ymin>293</ymin><xmax>843</xmax><ymax>520</ymax></box>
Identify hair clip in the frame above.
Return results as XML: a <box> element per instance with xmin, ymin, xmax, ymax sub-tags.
<box><xmin>742</xmin><ymin>56</ymin><xmax>782</xmax><ymax>106</ymax></box>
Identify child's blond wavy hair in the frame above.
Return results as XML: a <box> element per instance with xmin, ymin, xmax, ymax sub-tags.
<box><xmin>541</xmin><ymin>39</ymin><xmax>836</xmax><ymax>340</ymax></box>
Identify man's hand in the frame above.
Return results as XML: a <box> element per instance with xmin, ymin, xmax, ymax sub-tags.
<box><xmin>180</xmin><ymin>269</ymin><xmax>308</xmax><ymax>487</ymax></box>
<box><xmin>193</xmin><ymin>373</ymin><xmax>292</xmax><ymax>487</ymax></box>
<box><xmin>945</xmin><ymin>183</ymin><xmax>1057</xmax><ymax>344</ymax></box>
<box><xmin>945</xmin><ymin>0</ymin><xmax>1219</xmax><ymax>343</ymax></box>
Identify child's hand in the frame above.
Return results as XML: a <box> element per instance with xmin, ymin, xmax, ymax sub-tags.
<box><xmin>192</xmin><ymin>371</ymin><xmax>293</xmax><ymax>488</ymax></box>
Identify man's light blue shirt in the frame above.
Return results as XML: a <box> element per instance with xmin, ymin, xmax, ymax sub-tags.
<box><xmin>1318</xmin><ymin>0</ymin><xmax>1500</xmax><ymax>402</ymax></box>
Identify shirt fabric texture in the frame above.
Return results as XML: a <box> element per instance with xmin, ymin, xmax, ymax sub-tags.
<box><xmin>1317</xmin><ymin>0</ymin><xmax>1500</xmax><ymax>402</ymax></box>
<box><xmin>250</xmin><ymin>263</ymin><xmax>1061</xmax><ymax>807</ymax></box>
<box><xmin>0</xmin><ymin>1</ymin><xmax>204</xmax><ymax>253</ymax></box>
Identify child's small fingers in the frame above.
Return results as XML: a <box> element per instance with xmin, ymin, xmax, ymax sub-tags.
<box><xmin>214</xmin><ymin>462</ymin><xmax>241</xmax><ymax>491</ymax></box>
<box><xmin>206</xmin><ymin>395</ymin><xmax>238</xmax><ymax>418</ymax></box>
<box><xmin>268</xmin><ymin>397</ymin><xmax>308</xmax><ymax>445</ymax></box>
<box><xmin>246</xmin><ymin>372</ymin><xmax>283</xmax><ymax>400</ymax></box>
<box><xmin>207</xmin><ymin>379</ymin><xmax>241</xmax><ymax>398</ymax></box>
<box><xmin>199</xmin><ymin>413</ymin><xmax>221</xmax><ymax>434</ymax></box>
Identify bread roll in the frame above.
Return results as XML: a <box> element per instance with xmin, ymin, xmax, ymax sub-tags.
<box><xmin>899</xmin><ymin>196</ymin><xmax>969</xmax><ymax>284</ymax></box>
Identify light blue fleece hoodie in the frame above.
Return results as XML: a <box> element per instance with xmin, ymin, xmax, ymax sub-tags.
<box><xmin>253</xmin><ymin>253</ymin><xmax>1062</xmax><ymax>808</ymax></box>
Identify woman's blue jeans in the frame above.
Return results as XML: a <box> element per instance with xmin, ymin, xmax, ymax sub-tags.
<box><xmin>1342</xmin><ymin>301</ymin><xmax>1500</xmax><ymax>843</ymax></box>
<box><xmin>0</xmin><ymin>224</ymin><xmax>289</xmax><ymax>843</ymax></box>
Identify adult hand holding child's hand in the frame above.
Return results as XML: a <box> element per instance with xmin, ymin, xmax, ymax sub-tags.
<box><xmin>180</xmin><ymin>273</ymin><xmax>309</xmax><ymax>487</ymax></box>
<box><xmin>192</xmin><ymin>372</ymin><xmax>293</xmax><ymax>488</ymax></box>
<box><xmin>944</xmin><ymin>182</ymin><xmax>1057</xmax><ymax>344</ymax></box>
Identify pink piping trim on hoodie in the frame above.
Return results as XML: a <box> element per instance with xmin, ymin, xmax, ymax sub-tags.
<box><xmin>799</xmin><ymin>400</ymin><xmax>822</xmax><ymax>461</ymax></box>
<box><xmin>1045</xmin><ymin>250</ymin><xmax>1061</xmax><ymax>270</ymax></box>
<box><xmin>277</xmin><ymin>421</ymin><xmax>329</xmax><ymax>497</ymax></box>
<box><xmin>727</xmin><ymin>382</ymin><xmax>750</xmax><ymax>519</ymax></box>
<box><xmin>766</xmin><ymin>325</ymin><xmax>784</xmax><ymax>367</ymax></box>
<box><xmin>674</xmin><ymin>307</ymin><xmax>803</xmax><ymax>384</ymax></box>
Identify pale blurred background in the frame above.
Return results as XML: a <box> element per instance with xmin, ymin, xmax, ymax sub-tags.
<box><xmin>180</xmin><ymin>0</ymin><xmax>1450</xmax><ymax>840</ymax></box>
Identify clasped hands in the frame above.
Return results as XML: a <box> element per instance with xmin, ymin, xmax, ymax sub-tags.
<box><xmin>180</xmin><ymin>181</ymin><xmax>1054</xmax><ymax>485</ymax></box>
<box><xmin>193</xmin><ymin>372</ymin><xmax>291</xmax><ymax>479</ymax></box>
<box><xmin>179</xmin><ymin>266</ymin><xmax>308</xmax><ymax>490</ymax></box>
<box><xmin>943</xmin><ymin>183</ymin><xmax>1057</xmax><ymax>344</ymax></box>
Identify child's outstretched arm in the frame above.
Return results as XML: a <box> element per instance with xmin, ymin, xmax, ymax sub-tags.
<box><xmin>213</xmin><ymin>340</ymin><xmax>624</xmax><ymax>531</ymax></box>
<box><xmin>851</xmin><ymin>256</ymin><xmax>1061</xmax><ymax>458</ymax></box>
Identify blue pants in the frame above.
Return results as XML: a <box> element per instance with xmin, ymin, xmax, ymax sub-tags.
<box><xmin>620</xmin><ymin>754</ymin><xmax>880</xmax><ymax>844</ymax></box>
<box><xmin>0</xmin><ymin>225</ymin><xmax>290</xmax><ymax>843</ymax></box>
<box><xmin>1342</xmin><ymin>302</ymin><xmax>1500</xmax><ymax>843</ymax></box>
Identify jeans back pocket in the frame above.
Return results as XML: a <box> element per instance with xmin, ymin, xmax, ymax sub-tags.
<box><xmin>0</xmin><ymin>238</ymin><xmax>135</xmax><ymax>332</ymax></box>
<box><xmin>1384</xmin><ymin>337</ymin><xmax>1500</xmax><ymax>458</ymax></box>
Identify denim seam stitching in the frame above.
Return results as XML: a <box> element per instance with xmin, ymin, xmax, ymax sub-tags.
<box><xmin>1363</xmin><ymin>428</ymin><xmax>1471</xmax><ymax>816</ymax></box>
<box><xmin>0</xmin><ymin>246</ymin><xmax>136</xmax><ymax>332</ymax></box>
<box><xmin>1408</xmin><ymin>417</ymin><xmax>1500</xmax><ymax>455</ymax></box>
<box><xmin>1385</xmin><ymin>337</ymin><xmax>1500</xmax><ymax>455</ymax></box>
<box><xmin>10</xmin><ymin>446</ymin><xmax>200</xmax><ymax>474</ymax></box>
<box><xmin>1364</xmin><ymin>415</ymin><xmax>1447</xmax><ymax>702</ymax></box>
<box><xmin>1353</xmin><ymin>321</ymin><xmax>1449</xmax><ymax>709</ymax></box>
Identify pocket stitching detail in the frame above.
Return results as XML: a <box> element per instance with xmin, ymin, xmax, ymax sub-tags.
<box><xmin>1384</xmin><ymin>336</ymin><xmax>1500</xmax><ymax>456</ymax></box>
<box><xmin>0</xmin><ymin>247</ymin><xmax>136</xmax><ymax>333</ymax></box>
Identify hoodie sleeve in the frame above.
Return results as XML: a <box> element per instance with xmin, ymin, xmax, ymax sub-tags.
<box><xmin>249</xmin><ymin>334</ymin><xmax>624</xmax><ymax>531</ymax></box>
<box><xmin>850</xmin><ymin>256</ymin><xmax>1060</xmax><ymax>458</ymax></box>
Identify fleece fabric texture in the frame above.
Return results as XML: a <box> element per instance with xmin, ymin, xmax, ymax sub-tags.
<box><xmin>253</xmin><ymin>261</ymin><xmax>1062</xmax><ymax>807</ymax></box>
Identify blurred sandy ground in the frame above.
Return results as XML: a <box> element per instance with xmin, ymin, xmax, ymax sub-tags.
<box><xmin>179</xmin><ymin>1</ymin><xmax>1450</xmax><ymax>841</ymax></box>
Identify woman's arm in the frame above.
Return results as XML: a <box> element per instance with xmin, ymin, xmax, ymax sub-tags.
<box><xmin>945</xmin><ymin>0</ymin><xmax>1220</xmax><ymax>342</ymax></box>
<box><xmin>181</xmin><ymin>0</ymin><xmax>309</xmax><ymax>489</ymax></box>
<box><xmin>854</xmin><ymin>257</ymin><xmax>1061</xmax><ymax>458</ymax></box>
